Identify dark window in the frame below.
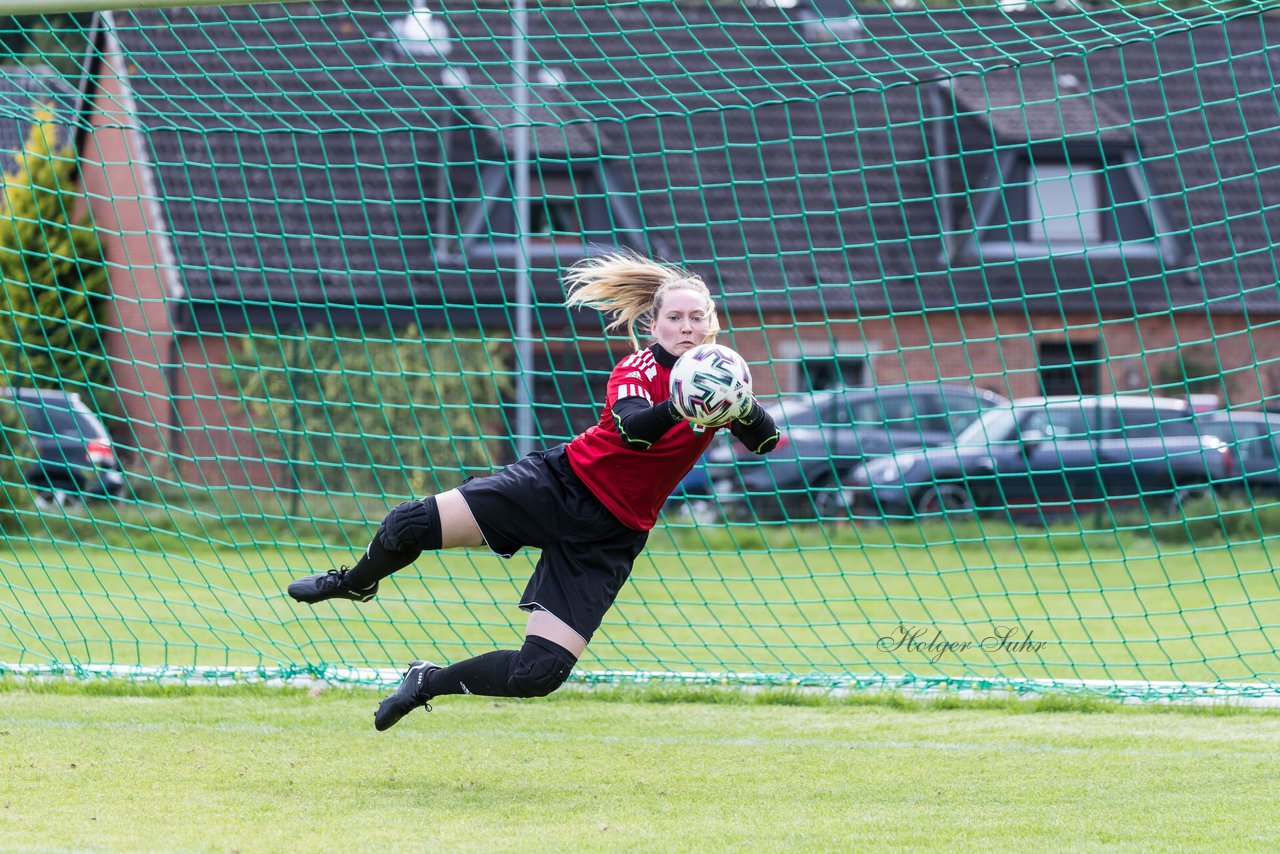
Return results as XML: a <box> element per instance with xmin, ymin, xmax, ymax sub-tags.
<box><xmin>879</xmin><ymin>392</ymin><xmax>922</xmax><ymax>428</ymax></box>
<box><xmin>817</xmin><ymin>396</ymin><xmax>853</xmax><ymax>427</ymax></box>
<box><xmin>1114</xmin><ymin>404</ymin><xmax>1161</xmax><ymax>437</ymax></box>
<box><xmin>819</xmin><ymin>394</ymin><xmax>856</xmax><ymax>427</ymax></box>
<box><xmin>1201</xmin><ymin>419</ymin><xmax>1275</xmax><ymax>462</ymax></box>
<box><xmin>1038</xmin><ymin>341</ymin><xmax>1100</xmax><ymax>396</ymax></box>
<box><xmin>12</xmin><ymin>402</ymin><xmax>49</xmax><ymax>433</ymax></box>
<box><xmin>1156</xmin><ymin>416</ymin><xmax>1199</xmax><ymax>439</ymax></box>
<box><xmin>774</xmin><ymin>394</ymin><xmax>831</xmax><ymax>429</ymax></box>
<box><xmin>973</xmin><ymin>152</ymin><xmax>1159</xmax><ymax>258</ymax></box>
<box><xmin>1103</xmin><ymin>160</ymin><xmax>1158</xmax><ymax>243</ymax></box>
<box><xmin>529</xmin><ymin>172</ymin><xmax>591</xmax><ymax>237</ymax></box>
<box><xmin>529</xmin><ymin>347</ymin><xmax>616</xmax><ymax>443</ymax></box>
<box><xmin>847</xmin><ymin>393</ymin><xmax>897</xmax><ymax>428</ymax></box>
<box><xmin>531</xmin><ymin>198</ymin><xmax>581</xmax><ymax>235</ymax></box>
<box><xmin>16</xmin><ymin>400</ymin><xmax>105</xmax><ymax>440</ymax></box>
<box><xmin>1106</xmin><ymin>404</ymin><xmax>1193</xmax><ymax>439</ymax></box>
<box><xmin>1235</xmin><ymin>427</ymin><xmax>1275</xmax><ymax>462</ymax></box>
<box><xmin>800</xmin><ymin>356</ymin><xmax>865</xmax><ymax>391</ymax></box>
<box><xmin>1096</xmin><ymin>405</ymin><xmax>1120</xmax><ymax>436</ymax></box>
<box><xmin>911</xmin><ymin>393</ymin><xmax>954</xmax><ymax>434</ymax></box>
<box><xmin>939</xmin><ymin>391</ymin><xmax>987</xmax><ymax>434</ymax></box>
<box><xmin>464</xmin><ymin>166</ymin><xmax>618</xmax><ymax>251</ymax></box>
<box><xmin>1022</xmin><ymin>403</ymin><xmax>1090</xmax><ymax>439</ymax></box>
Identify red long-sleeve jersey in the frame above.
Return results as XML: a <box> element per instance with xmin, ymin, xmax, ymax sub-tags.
<box><xmin>566</xmin><ymin>345</ymin><xmax>719</xmax><ymax>531</ymax></box>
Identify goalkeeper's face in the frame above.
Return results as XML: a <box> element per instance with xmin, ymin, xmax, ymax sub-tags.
<box><xmin>653</xmin><ymin>288</ymin><xmax>714</xmax><ymax>356</ymax></box>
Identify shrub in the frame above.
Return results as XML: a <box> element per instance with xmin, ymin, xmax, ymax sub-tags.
<box><xmin>1149</xmin><ymin>493</ymin><xmax>1280</xmax><ymax>544</ymax></box>
<box><xmin>0</xmin><ymin>397</ymin><xmax>33</xmax><ymax>528</ymax></box>
<box><xmin>228</xmin><ymin>325</ymin><xmax>512</xmax><ymax>499</ymax></box>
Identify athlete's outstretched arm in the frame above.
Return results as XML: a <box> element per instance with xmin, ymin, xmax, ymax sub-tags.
<box><xmin>612</xmin><ymin>396</ymin><xmax>683</xmax><ymax>449</ymax></box>
<box><xmin>729</xmin><ymin>399</ymin><xmax>781</xmax><ymax>455</ymax></box>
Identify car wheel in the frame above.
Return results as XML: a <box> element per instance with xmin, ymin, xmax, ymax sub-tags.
<box><xmin>1168</xmin><ymin>484</ymin><xmax>1213</xmax><ymax>516</ymax></box>
<box><xmin>914</xmin><ymin>484</ymin><xmax>975</xmax><ymax>518</ymax></box>
<box><xmin>812</xmin><ymin>484</ymin><xmax>851</xmax><ymax>520</ymax></box>
<box><xmin>713</xmin><ymin>499</ymin><xmax>753</xmax><ymax>524</ymax></box>
<box><xmin>33</xmin><ymin>489</ymin><xmax>76</xmax><ymax>512</ymax></box>
<box><xmin>684</xmin><ymin>499</ymin><xmax>723</xmax><ymax>525</ymax></box>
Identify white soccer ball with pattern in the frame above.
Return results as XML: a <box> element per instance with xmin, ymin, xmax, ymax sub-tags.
<box><xmin>668</xmin><ymin>343</ymin><xmax>753</xmax><ymax>426</ymax></box>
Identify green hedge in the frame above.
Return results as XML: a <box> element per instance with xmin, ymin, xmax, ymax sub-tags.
<box><xmin>227</xmin><ymin>326</ymin><xmax>512</xmax><ymax>499</ymax></box>
<box><xmin>0</xmin><ymin>397</ymin><xmax>33</xmax><ymax>528</ymax></box>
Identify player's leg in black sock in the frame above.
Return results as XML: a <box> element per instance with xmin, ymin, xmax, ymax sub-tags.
<box><xmin>344</xmin><ymin>495</ymin><xmax>445</xmax><ymax>588</ymax></box>
<box><xmin>427</xmin><ymin>636</ymin><xmax>577</xmax><ymax>699</ymax></box>
<box><xmin>373</xmin><ymin>637</ymin><xmax>578</xmax><ymax>731</ymax></box>
<box><xmin>288</xmin><ymin>496</ymin><xmax>444</xmax><ymax>603</ymax></box>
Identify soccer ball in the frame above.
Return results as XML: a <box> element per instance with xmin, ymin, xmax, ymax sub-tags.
<box><xmin>668</xmin><ymin>343</ymin><xmax>753</xmax><ymax>426</ymax></box>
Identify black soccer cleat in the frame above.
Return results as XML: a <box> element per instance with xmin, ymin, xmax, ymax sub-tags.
<box><xmin>287</xmin><ymin>568</ymin><xmax>378</xmax><ymax>604</ymax></box>
<box><xmin>375</xmin><ymin>660</ymin><xmax>441</xmax><ymax>731</ymax></box>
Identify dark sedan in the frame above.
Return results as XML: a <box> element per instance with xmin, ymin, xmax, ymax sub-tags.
<box><xmin>704</xmin><ymin>384</ymin><xmax>1007</xmax><ymax>520</ymax></box>
<box><xmin>1</xmin><ymin>388</ymin><xmax>125</xmax><ymax>508</ymax></box>
<box><xmin>848</xmin><ymin>395</ymin><xmax>1235</xmax><ymax>521</ymax></box>
<box><xmin>1196</xmin><ymin>410</ymin><xmax>1280</xmax><ymax>500</ymax></box>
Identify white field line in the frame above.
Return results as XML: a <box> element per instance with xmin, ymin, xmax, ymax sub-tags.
<box><xmin>5</xmin><ymin>662</ymin><xmax>1280</xmax><ymax>706</ymax></box>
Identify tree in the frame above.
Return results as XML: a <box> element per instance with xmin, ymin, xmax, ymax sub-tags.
<box><xmin>0</xmin><ymin>105</ymin><xmax>113</xmax><ymax>419</ymax></box>
<box><xmin>0</xmin><ymin>14</ymin><xmax>93</xmax><ymax>80</ymax></box>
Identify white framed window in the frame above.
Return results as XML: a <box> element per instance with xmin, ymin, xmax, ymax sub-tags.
<box><xmin>1026</xmin><ymin>162</ymin><xmax>1102</xmax><ymax>245</ymax></box>
<box><xmin>441</xmin><ymin>162</ymin><xmax>645</xmax><ymax>263</ymax></box>
<box><xmin>962</xmin><ymin>150</ymin><xmax>1173</xmax><ymax>263</ymax></box>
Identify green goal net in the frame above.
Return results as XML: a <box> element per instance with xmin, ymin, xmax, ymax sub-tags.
<box><xmin>2</xmin><ymin>0</ymin><xmax>1279</xmax><ymax>701</ymax></box>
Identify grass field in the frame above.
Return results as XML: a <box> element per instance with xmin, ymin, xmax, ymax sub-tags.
<box><xmin>3</xmin><ymin>679</ymin><xmax>1280</xmax><ymax>852</ymax></box>
<box><xmin>4</xmin><ymin>510</ymin><xmax>1280</xmax><ymax>849</ymax></box>
<box><xmin>3</xmin><ymin>511</ymin><xmax>1280</xmax><ymax>694</ymax></box>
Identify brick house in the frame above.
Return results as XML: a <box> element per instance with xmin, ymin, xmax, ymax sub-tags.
<box><xmin>46</xmin><ymin>1</ymin><xmax>1280</xmax><ymax>487</ymax></box>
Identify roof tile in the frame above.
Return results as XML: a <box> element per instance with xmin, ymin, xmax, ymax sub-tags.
<box><xmin>101</xmin><ymin>2</ymin><xmax>1280</xmax><ymax>325</ymax></box>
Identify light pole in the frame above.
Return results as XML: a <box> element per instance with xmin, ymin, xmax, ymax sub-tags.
<box><xmin>512</xmin><ymin>0</ymin><xmax>534</xmax><ymax>457</ymax></box>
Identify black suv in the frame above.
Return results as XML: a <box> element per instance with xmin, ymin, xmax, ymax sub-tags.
<box><xmin>848</xmin><ymin>395</ymin><xmax>1234</xmax><ymax>521</ymax></box>
<box><xmin>703</xmin><ymin>384</ymin><xmax>1008</xmax><ymax>520</ymax></box>
<box><xmin>0</xmin><ymin>388</ymin><xmax>124</xmax><ymax>507</ymax></box>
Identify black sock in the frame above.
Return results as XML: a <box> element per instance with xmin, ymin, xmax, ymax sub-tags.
<box><xmin>343</xmin><ymin>536</ymin><xmax>419</xmax><ymax>590</ymax></box>
<box><xmin>426</xmin><ymin>650</ymin><xmax>518</xmax><ymax>697</ymax></box>
<box><xmin>425</xmin><ymin>636</ymin><xmax>577</xmax><ymax>698</ymax></box>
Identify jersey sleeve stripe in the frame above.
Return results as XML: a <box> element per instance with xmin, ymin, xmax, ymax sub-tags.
<box><xmin>618</xmin><ymin>383</ymin><xmax>652</xmax><ymax>402</ymax></box>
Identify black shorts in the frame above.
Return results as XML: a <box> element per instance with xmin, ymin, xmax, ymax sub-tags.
<box><xmin>456</xmin><ymin>444</ymin><xmax>649</xmax><ymax>644</ymax></box>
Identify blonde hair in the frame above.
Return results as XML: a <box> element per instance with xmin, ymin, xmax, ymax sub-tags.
<box><xmin>563</xmin><ymin>251</ymin><xmax>720</xmax><ymax>349</ymax></box>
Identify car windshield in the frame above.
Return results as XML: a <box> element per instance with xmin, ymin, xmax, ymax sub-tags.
<box><xmin>1196</xmin><ymin>414</ymin><xmax>1262</xmax><ymax>440</ymax></box>
<box><xmin>17</xmin><ymin>400</ymin><xmax>108</xmax><ymax>440</ymax></box>
<box><xmin>1195</xmin><ymin>414</ymin><xmax>1279</xmax><ymax>455</ymax></box>
<box><xmin>954</xmin><ymin>406</ymin><xmax>1020</xmax><ymax>446</ymax></box>
<box><xmin>766</xmin><ymin>393</ymin><xmax>837</xmax><ymax>428</ymax></box>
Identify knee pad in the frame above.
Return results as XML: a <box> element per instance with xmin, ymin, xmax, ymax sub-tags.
<box><xmin>377</xmin><ymin>495</ymin><xmax>442</xmax><ymax>553</ymax></box>
<box><xmin>506</xmin><ymin>635</ymin><xmax>577</xmax><ymax>698</ymax></box>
